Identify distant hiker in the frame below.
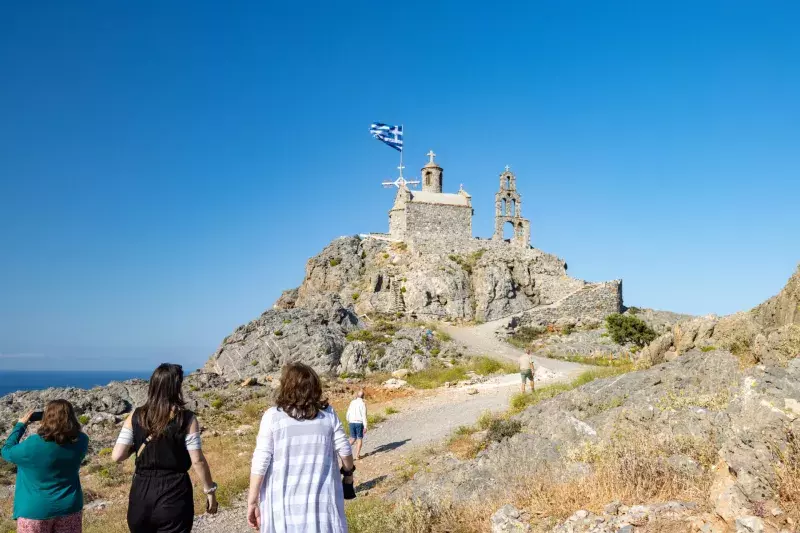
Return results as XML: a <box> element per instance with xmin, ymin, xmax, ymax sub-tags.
<box><xmin>248</xmin><ymin>362</ymin><xmax>354</xmax><ymax>532</ymax></box>
<box><xmin>346</xmin><ymin>389</ymin><xmax>368</xmax><ymax>460</ymax></box>
<box><xmin>112</xmin><ymin>363</ymin><xmax>218</xmax><ymax>533</ymax></box>
<box><xmin>1</xmin><ymin>399</ymin><xmax>88</xmax><ymax>533</ymax></box>
<box><xmin>519</xmin><ymin>348</ymin><xmax>535</xmax><ymax>393</ymax></box>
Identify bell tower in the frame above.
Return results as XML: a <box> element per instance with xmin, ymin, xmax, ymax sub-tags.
<box><xmin>493</xmin><ymin>166</ymin><xmax>531</xmax><ymax>247</ymax></box>
<box><xmin>421</xmin><ymin>150</ymin><xmax>443</xmax><ymax>193</ymax></box>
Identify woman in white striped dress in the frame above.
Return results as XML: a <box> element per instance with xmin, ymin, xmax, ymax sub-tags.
<box><xmin>247</xmin><ymin>363</ymin><xmax>355</xmax><ymax>533</ymax></box>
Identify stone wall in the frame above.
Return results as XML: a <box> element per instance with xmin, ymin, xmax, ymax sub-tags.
<box><xmin>404</xmin><ymin>203</ymin><xmax>472</xmax><ymax>247</ymax></box>
<box><xmin>517</xmin><ymin>280</ymin><xmax>623</xmax><ymax>326</ymax></box>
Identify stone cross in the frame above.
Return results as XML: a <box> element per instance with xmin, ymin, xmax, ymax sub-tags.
<box><xmin>505</xmin><ymin>165</ymin><xmax>510</xmax><ymax>172</ymax></box>
<box><xmin>427</xmin><ymin>150</ymin><xmax>436</xmax><ymax>164</ymax></box>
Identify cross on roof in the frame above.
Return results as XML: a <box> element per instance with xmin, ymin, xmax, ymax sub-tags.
<box><xmin>505</xmin><ymin>165</ymin><xmax>510</xmax><ymax>172</ymax></box>
<box><xmin>427</xmin><ymin>150</ymin><xmax>436</xmax><ymax>164</ymax></box>
<box><xmin>397</xmin><ymin>164</ymin><xmax>405</xmax><ymax>176</ymax></box>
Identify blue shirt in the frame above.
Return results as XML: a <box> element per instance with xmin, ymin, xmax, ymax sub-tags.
<box><xmin>1</xmin><ymin>422</ymin><xmax>88</xmax><ymax>520</ymax></box>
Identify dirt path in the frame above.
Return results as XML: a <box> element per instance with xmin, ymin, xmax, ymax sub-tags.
<box><xmin>194</xmin><ymin>316</ymin><xmax>587</xmax><ymax>532</ymax></box>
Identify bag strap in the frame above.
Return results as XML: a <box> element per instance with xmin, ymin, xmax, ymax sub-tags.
<box><xmin>136</xmin><ymin>435</ymin><xmax>152</xmax><ymax>457</ymax></box>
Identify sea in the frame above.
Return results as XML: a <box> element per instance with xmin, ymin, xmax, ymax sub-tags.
<box><xmin>0</xmin><ymin>370</ymin><xmax>152</xmax><ymax>398</ymax></box>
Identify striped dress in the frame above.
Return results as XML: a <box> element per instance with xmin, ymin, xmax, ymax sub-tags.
<box><xmin>252</xmin><ymin>406</ymin><xmax>353</xmax><ymax>533</ymax></box>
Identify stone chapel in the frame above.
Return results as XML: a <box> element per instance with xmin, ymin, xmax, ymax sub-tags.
<box><xmin>386</xmin><ymin>152</ymin><xmax>531</xmax><ymax>248</ymax></box>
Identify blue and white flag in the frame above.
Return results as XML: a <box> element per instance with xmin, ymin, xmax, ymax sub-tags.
<box><xmin>369</xmin><ymin>123</ymin><xmax>403</xmax><ymax>152</ymax></box>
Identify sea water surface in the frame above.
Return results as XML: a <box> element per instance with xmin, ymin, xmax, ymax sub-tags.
<box><xmin>0</xmin><ymin>370</ymin><xmax>152</xmax><ymax>397</ymax></box>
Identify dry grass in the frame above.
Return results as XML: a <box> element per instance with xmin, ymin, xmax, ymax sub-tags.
<box><xmin>446</xmin><ymin>426</ymin><xmax>485</xmax><ymax>459</ymax></box>
<box><xmin>346</xmin><ymin>496</ymin><xmax>485</xmax><ymax>533</ymax></box>
<box><xmin>347</xmin><ymin>426</ymin><xmax>717</xmax><ymax>533</ymax></box>
<box><xmin>775</xmin><ymin>427</ymin><xmax>800</xmax><ymax>523</ymax></box>
<box><xmin>520</xmin><ymin>429</ymin><xmax>716</xmax><ymax>519</ymax></box>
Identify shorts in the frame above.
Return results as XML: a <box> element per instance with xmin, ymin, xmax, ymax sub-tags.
<box><xmin>520</xmin><ymin>369</ymin><xmax>533</xmax><ymax>383</ymax></box>
<box><xmin>349</xmin><ymin>423</ymin><xmax>364</xmax><ymax>439</ymax></box>
<box><xmin>17</xmin><ymin>511</ymin><xmax>82</xmax><ymax>533</ymax></box>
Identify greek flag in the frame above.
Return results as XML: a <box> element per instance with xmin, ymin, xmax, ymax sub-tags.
<box><xmin>369</xmin><ymin>123</ymin><xmax>403</xmax><ymax>152</ymax></box>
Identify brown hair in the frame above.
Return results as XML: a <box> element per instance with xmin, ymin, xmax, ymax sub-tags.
<box><xmin>38</xmin><ymin>399</ymin><xmax>81</xmax><ymax>445</ymax></box>
<box><xmin>139</xmin><ymin>363</ymin><xmax>185</xmax><ymax>437</ymax></box>
<box><xmin>276</xmin><ymin>363</ymin><xmax>328</xmax><ymax>420</ymax></box>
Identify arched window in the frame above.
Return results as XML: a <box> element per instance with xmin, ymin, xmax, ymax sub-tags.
<box><xmin>501</xmin><ymin>198</ymin><xmax>507</xmax><ymax>215</ymax></box>
<box><xmin>503</xmin><ymin>221</ymin><xmax>515</xmax><ymax>240</ymax></box>
<box><xmin>511</xmin><ymin>199</ymin><xmax>516</xmax><ymax>216</ymax></box>
<box><xmin>506</xmin><ymin>177</ymin><xmax>511</xmax><ymax>190</ymax></box>
<box><xmin>425</xmin><ymin>171</ymin><xmax>431</xmax><ymax>186</ymax></box>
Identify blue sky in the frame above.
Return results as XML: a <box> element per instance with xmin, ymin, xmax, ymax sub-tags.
<box><xmin>1</xmin><ymin>1</ymin><xmax>798</xmax><ymax>371</ymax></box>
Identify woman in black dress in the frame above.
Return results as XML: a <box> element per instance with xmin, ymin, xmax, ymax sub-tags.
<box><xmin>112</xmin><ymin>363</ymin><xmax>218</xmax><ymax>532</ymax></box>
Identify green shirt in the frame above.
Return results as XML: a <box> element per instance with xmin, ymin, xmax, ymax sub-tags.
<box><xmin>1</xmin><ymin>422</ymin><xmax>88</xmax><ymax>520</ymax></box>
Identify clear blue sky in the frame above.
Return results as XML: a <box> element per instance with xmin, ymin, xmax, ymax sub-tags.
<box><xmin>1</xmin><ymin>1</ymin><xmax>798</xmax><ymax>371</ymax></box>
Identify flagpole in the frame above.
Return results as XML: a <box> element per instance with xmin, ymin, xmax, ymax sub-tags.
<box><xmin>399</xmin><ymin>123</ymin><xmax>404</xmax><ymax>180</ymax></box>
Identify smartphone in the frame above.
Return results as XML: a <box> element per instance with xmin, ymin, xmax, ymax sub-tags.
<box><xmin>29</xmin><ymin>411</ymin><xmax>43</xmax><ymax>423</ymax></box>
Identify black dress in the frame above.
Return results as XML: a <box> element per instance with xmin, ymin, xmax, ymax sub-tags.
<box><xmin>127</xmin><ymin>409</ymin><xmax>195</xmax><ymax>533</ymax></box>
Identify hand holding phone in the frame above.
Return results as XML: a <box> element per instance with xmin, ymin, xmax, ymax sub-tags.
<box><xmin>29</xmin><ymin>411</ymin><xmax>44</xmax><ymax>423</ymax></box>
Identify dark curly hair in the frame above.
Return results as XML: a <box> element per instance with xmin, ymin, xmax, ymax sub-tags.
<box><xmin>276</xmin><ymin>363</ymin><xmax>328</xmax><ymax>420</ymax></box>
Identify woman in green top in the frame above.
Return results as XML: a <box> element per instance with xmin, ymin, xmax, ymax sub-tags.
<box><xmin>1</xmin><ymin>399</ymin><xmax>89</xmax><ymax>532</ymax></box>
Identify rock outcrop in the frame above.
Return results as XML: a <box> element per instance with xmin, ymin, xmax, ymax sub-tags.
<box><xmin>207</xmin><ymin>235</ymin><xmax>623</xmax><ymax>377</ymax></box>
<box><xmin>640</xmin><ymin>265</ymin><xmax>800</xmax><ymax>366</ymax></box>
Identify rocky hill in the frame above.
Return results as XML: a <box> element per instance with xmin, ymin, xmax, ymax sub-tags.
<box><xmin>205</xmin><ymin>235</ymin><xmax>623</xmax><ymax>379</ymax></box>
<box><xmin>392</xmin><ymin>265</ymin><xmax>800</xmax><ymax>532</ymax></box>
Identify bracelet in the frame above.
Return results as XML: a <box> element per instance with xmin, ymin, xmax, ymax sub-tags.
<box><xmin>203</xmin><ymin>482</ymin><xmax>218</xmax><ymax>495</ymax></box>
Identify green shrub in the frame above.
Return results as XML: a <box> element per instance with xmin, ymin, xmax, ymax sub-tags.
<box><xmin>283</xmin><ymin>318</ymin><xmax>292</xmax><ymax>324</ymax></box>
<box><xmin>274</xmin><ymin>330</ymin><xmax>283</xmax><ymax>336</ymax></box>
<box><xmin>605</xmin><ymin>313</ymin><xmax>657</xmax><ymax>347</ymax></box>
<box><xmin>383</xmin><ymin>253</ymin><xmax>390</xmax><ymax>259</ymax></box>
<box><xmin>361</xmin><ymin>251</ymin><xmax>367</xmax><ymax>259</ymax></box>
<box><xmin>406</xmin><ymin>366</ymin><xmax>468</xmax><ymax>389</ymax></box>
<box><xmin>560</xmin><ymin>323</ymin><xmax>575</xmax><ymax>336</ymax></box>
<box><xmin>486</xmin><ymin>418</ymin><xmax>522</xmax><ymax>442</ymax></box>
<box><xmin>384</xmin><ymin>407</ymin><xmax>399</xmax><ymax>415</ymax></box>
<box><xmin>250</xmin><ymin>360</ymin><xmax>258</xmax><ymax>366</ymax></box>
<box><xmin>700</xmin><ymin>345</ymin><xmax>717</xmax><ymax>352</ymax></box>
<box><xmin>211</xmin><ymin>398</ymin><xmax>224</xmax><ymax>409</ymax></box>
<box><xmin>367</xmin><ymin>413</ymin><xmax>386</xmax><ymax>425</ymax></box>
<box><xmin>400</xmin><ymin>286</ymin><xmax>407</xmax><ymax>293</ymax></box>
<box><xmin>352</xmin><ymin>292</ymin><xmax>360</xmax><ymax>301</ymax></box>
<box><xmin>78</xmin><ymin>415</ymin><xmax>90</xmax><ymax>425</ymax></box>
<box><xmin>507</xmin><ymin>326</ymin><xmax>547</xmax><ymax>349</ymax></box>
<box><xmin>98</xmin><ymin>447</ymin><xmax>113</xmax><ymax>456</ymax></box>
<box><xmin>470</xmin><ymin>356</ymin><xmax>516</xmax><ymax>375</ymax></box>
<box><xmin>430</xmin><ymin>348</ymin><xmax>441</xmax><ymax>356</ymax></box>
<box><xmin>329</xmin><ymin>258</ymin><xmax>341</xmax><ymax>266</ymax></box>
<box><xmin>627</xmin><ymin>306</ymin><xmax>642</xmax><ymax>315</ymax></box>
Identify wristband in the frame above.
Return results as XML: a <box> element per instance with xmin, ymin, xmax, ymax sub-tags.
<box><xmin>203</xmin><ymin>482</ymin><xmax>218</xmax><ymax>495</ymax></box>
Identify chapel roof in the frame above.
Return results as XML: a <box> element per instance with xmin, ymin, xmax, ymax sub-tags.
<box><xmin>409</xmin><ymin>190</ymin><xmax>470</xmax><ymax>206</ymax></box>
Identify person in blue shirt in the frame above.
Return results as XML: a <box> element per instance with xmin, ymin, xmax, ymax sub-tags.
<box><xmin>2</xmin><ymin>399</ymin><xmax>88</xmax><ymax>532</ymax></box>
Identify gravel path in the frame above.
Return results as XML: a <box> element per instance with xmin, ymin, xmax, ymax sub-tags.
<box><xmin>194</xmin><ymin>315</ymin><xmax>587</xmax><ymax>532</ymax></box>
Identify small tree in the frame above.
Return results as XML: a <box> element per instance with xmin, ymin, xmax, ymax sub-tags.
<box><xmin>605</xmin><ymin>313</ymin><xmax>657</xmax><ymax>347</ymax></box>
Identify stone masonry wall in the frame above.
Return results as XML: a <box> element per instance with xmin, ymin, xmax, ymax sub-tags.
<box><xmin>517</xmin><ymin>280</ymin><xmax>623</xmax><ymax>326</ymax></box>
<box><xmin>388</xmin><ymin>207</ymin><xmax>406</xmax><ymax>240</ymax></box>
<box><xmin>404</xmin><ymin>203</ymin><xmax>472</xmax><ymax>247</ymax></box>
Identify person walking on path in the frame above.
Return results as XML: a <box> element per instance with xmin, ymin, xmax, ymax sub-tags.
<box><xmin>519</xmin><ymin>348</ymin><xmax>536</xmax><ymax>394</ymax></box>
<box><xmin>346</xmin><ymin>390</ymin><xmax>368</xmax><ymax>460</ymax></box>
<box><xmin>112</xmin><ymin>363</ymin><xmax>218</xmax><ymax>533</ymax></box>
<box><xmin>2</xmin><ymin>400</ymin><xmax>88</xmax><ymax>533</ymax></box>
<box><xmin>247</xmin><ymin>362</ymin><xmax>355</xmax><ymax>533</ymax></box>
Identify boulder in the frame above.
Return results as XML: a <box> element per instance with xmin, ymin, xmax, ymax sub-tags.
<box><xmin>391</xmin><ymin>369</ymin><xmax>410</xmax><ymax>379</ymax></box>
<box><xmin>490</xmin><ymin>505</ymin><xmax>530</xmax><ymax>533</ymax></box>
<box><xmin>382</xmin><ymin>378</ymin><xmax>407</xmax><ymax>390</ymax></box>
